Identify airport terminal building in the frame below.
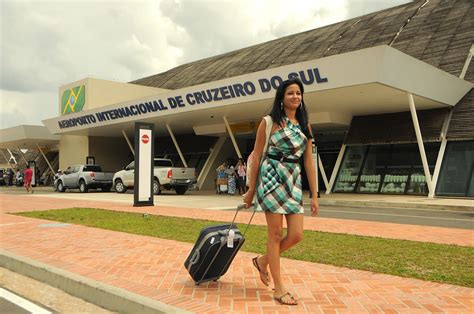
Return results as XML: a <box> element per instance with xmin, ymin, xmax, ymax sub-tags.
<box><xmin>1</xmin><ymin>0</ymin><xmax>473</xmax><ymax>197</ymax></box>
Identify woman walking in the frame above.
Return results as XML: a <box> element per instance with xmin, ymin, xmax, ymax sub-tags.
<box><xmin>243</xmin><ymin>78</ymin><xmax>318</xmax><ymax>306</ymax></box>
<box><xmin>23</xmin><ymin>165</ymin><xmax>34</xmax><ymax>193</ymax></box>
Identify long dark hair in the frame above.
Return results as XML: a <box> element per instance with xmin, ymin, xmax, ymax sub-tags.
<box><xmin>269</xmin><ymin>78</ymin><xmax>313</xmax><ymax>139</ymax></box>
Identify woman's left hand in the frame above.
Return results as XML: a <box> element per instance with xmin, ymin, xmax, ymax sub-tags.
<box><xmin>311</xmin><ymin>198</ymin><xmax>319</xmax><ymax>216</ymax></box>
<box><xmin>243</xmin><ymin>189</ymin><xmax>255</xmax><ymax>209</ymax></box>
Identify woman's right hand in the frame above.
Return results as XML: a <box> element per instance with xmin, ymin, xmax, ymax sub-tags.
<box><xmin>243</xmin><ymin>189</ymin><xmax>254</xmax><ymax>208</ymax></box>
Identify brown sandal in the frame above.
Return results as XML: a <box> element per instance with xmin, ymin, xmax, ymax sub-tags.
<box><xmin>252</xmin><ymin>256</ymin><xmax>269</xmax><ymax>286</ymax></box>
<box><xmin>274</xmin><ymin>292</ymin><xmax>298</xmax><ymax>306</ymax></box>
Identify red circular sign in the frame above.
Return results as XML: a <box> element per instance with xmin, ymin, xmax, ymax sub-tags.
<box><xmin>141</xmin><ymin>134</ymin><xmax>149</xmax><ymax>144</ymax></box>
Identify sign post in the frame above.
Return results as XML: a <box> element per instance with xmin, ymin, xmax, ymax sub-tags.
<box><xmin>86</xmin><ymin>156</ymin><xmax>95</xmax><ymax>165</ymax></box>
<box><xmin>312</xmin><ymin>143</ymin><xmax>320</xmax><ymax>198</ymax></box>
<box><xmin>133</xmin><ymin>122</ymin><xmax>154</xmax><ymax>207</ymax></box>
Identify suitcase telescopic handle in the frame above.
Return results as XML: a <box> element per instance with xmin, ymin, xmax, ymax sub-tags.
<box><xmin>228</xmin><ymin>203</ymin><xmax>256</xmax><ymax>236</ymax></box>
<box><xmin>236</xmin><ymin>204</ymin><xmax>247</xmax><ymax>211</ymax></box>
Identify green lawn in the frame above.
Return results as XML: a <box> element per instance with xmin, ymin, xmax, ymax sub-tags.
<box><xmin>16</xmin><ymin>208</ymin><xmax>474</xmax><ymax>287</ymax></box>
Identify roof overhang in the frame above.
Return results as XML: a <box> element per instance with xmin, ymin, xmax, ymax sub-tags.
<box><xmin>0</xmin><ymin>125</ymin><xmax>60</xmax><ymax>149</ymax></box>
<box><xmin>42</xmin><ymin>45</ymin><xmax>473</xmax><ymax>137</ymax></box>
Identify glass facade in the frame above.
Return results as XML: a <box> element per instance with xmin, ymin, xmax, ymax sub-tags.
<box><xmin>436</xmin><ymin>140</ymin><xmax>474</xmax><ymax>197</ymax></box>
<box><xmin>333</xmin><ymin>146</ymin><xmax>366</xmax><ymax>193</ymax></box>
<box><xmin>334</xmin><ymin>143</ymin><xmax>439</xmax><ymax>195</ymax></box>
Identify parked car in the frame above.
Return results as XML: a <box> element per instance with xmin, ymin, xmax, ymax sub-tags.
<box><xmin>113</xmin><ymin>158</ymin><xmax>197</xmax><ymax>195</ymax></box>
<box><xmin>55</xmin><ymin>165</ymin><xmax>114</xmax><ymax>193</ymax></box>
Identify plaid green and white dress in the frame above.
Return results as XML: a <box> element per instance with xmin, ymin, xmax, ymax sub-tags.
<box><xmin>256</xmin><ymin>118</ymin><xmax>308</xmax><ymax>214</ymax></box>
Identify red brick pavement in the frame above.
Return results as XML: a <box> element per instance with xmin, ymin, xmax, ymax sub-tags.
<box><xmin>1</xmin><ymin>194</ymin><xmax>473</xmax><ymax>313</ymax></box>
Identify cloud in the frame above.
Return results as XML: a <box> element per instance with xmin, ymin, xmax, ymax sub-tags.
<box><xmin>346</xmin><ymin>0</ymin><xmax>413</xmax><ymax>18</ymax></box>
<box><xmin>0</xmin><ymin>90</ymin><xmax>56</xmax><ymax>127</ymax></box>
<box><xmin>158</xmin><ymin>0</ymin><xmax>349</xmax><ymax>63</ymax></box>
<box><xmin>0</xmin><ymin>0</ymin><xmax>411</xmax><ymax>129</ymax></box>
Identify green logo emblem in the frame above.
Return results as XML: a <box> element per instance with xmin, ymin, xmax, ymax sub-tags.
<box><xmin>61</xmin><ymin>85</ymin><xmax>85</xmax><ymax>115</ymax></box>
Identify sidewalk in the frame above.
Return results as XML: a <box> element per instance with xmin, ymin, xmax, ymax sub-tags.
<box><xmin>1</xmin><ymin>193</ymin><xmax>473</xmax><ymax>313</ymax></box>
<box><xmin>314</xmin><ymin>192</ymin><xmax>474</xmax><ymax>212</ymax></box>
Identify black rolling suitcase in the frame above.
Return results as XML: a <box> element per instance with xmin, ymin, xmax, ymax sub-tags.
<box><xmin>184</xmin><ymin>204</ymin><xmax>255</xmax><ymax>284</ymax></box>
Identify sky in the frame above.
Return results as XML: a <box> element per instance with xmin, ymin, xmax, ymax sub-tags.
<box><xmin>0</xmin><ymin>0</ymin><xmax>412</xmax><ymax>129</ymax></box>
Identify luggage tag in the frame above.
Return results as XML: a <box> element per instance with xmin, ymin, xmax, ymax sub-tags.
<box><xmin>227</xmin><ymin>229</ymin><xmax>235</xmax><ymax>248</ymax></box>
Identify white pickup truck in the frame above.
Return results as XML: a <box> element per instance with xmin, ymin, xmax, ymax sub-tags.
<box><xmin>113</xmin><ymin>158</ymin><xmax>197</xmax><ymax>195</ymax></box>
<box><xmin>56</xmin><ymin>165</ymin><xmax>114</xmax><ymax>193</ymax></box>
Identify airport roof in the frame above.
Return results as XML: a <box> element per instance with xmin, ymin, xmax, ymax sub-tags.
<box><xmin>0</xmin><ymin>125</ymin><xmax>60</xmax><ymax>149</ymax></box>
<box><xmin>33</xmin><ymin>0</ymin><xmax>474</xmax><ymax>138</ymax></box>
<box><xmin>131</xmin><ymin>0</ymin><xmax>474</xmax><ymax>89</ymax></box>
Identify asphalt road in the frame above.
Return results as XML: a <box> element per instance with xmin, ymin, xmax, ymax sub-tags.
<box><xmin>307</xmin><ymin>205</ymin><xmax>474</xmax><ymax>230</ymax></box>
<box><xmin>0</xmin><ymin>268</ymin><xmax>114</xmax><ymax>314</ymax></box>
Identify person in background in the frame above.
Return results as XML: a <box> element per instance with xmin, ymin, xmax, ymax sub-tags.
<box><xmin>243</xmin><ymin>78</ymin><xmax>319</xmax><ymax>306</ymax></box>
<box><xmin>7</xmin><ymin>168</ymin><xmax>14</xmax><ymax>186</ymax></box>
<box><xmin>236</xmin><ymin>158</ymin><xmax>247</xmax><ymax>195</ymax></box>
<box><xmin>226</xmin><ymin>164</ymin><xmax>237</xmax><ymax>195</ymax></box>
<box><xmin>23</xmin><ymin>165</ymin><xmax>34</xmax><ymax>193</ymax></box>
<box><xmin>216</xmin><ymin>161</ymin><xmax>227</xmax><ymax>194</ymax></box>
<box><xmin>16</xmin><ymin>169</ymin><xmax>22</xmax><ymax>186</ymax></box>
<box><xmin>36</xmin><ymin>167</ymin><xmax>40</xmax><ymax>186</ymax></box>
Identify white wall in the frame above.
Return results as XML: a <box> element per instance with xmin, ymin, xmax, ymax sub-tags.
<box><xmin>59</xmin><ymin>135</ymin><xmax>89</xmax><ymax>169</ymax></box>
<box><xmin>88</xmin><ymin>136</ymin><xmax>131</xmax><ymax>172</ymax></box>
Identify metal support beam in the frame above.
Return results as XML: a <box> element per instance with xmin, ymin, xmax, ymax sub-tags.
<box><xmin>429</xmin><ymin>46</ymin><xmax>471</xmax><ymax>198</ymax></box>
<box><xmin>223</xmin><ymin>116</ymin><xmax>242</xmax><ymax>159</ymax></box>
<box><xmin>430</xmin><ymin>109</ymin><xmax>454</xmax><ymax>198</ymax></box>
<box><xmin>6</xmin><ymin>149</ymin><xmax>17</xmax><ymax>164</ymax></box>
<box><xmin>36</xmin><ymin>144</ymin><xmax>55</xmax><ymax>175</ymax></box>
<box><xmin>17</xmin><ymin>147</ymin><xmax>29</xmax><ymax>166</ymax></box>
<box><xmin>318</xmin><ymin>155</ymin><xmax>329</xmax><ymax>190</ymax></box>
<box><xmin>430</xmin><ymin>140</ymin><xmax>447</xmax><ymax>198</ymax></box>
<box><xmin>0</xmin><ymin>150</ymin><xmax>15</xmax><ymax>170</ymax></box>
<box><xmin>197</xmin><ymin>136</ymin><xmax>227</xmax><ymax>190</ymax></box>
<box><xmin>408</xmin><ymin>93</ymin><xmax>433</xmax><ymax>195</ymax></box>
<box><xmin>459</xmin><ymin>44</ymin><xmax>473</xmax><ymax>80</ymax></box>
<box><xmin>122</xmin><ymin>130</ymin><xmax>134</xmax><ymax>156</ymax></box>
<box><xmin>166</xmin><ymin>124</ymin><xmax>188</xmax><ymax>168</ymax></box>
<box><xmin>326</xmin><ymin>144</ymin><xmax>346</xmax><ymax>194</ymax></box>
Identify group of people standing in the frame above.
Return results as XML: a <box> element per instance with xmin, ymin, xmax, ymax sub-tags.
<box><xmin>0</xmin><ymin>166</ymin><xmax>33</xmax><ymax>192</ymax></box>
<box><xmin>0</xmin><ymin>166</ymin><xmax>35</xmax><ymax>193</ymax></box>
<box><xmin>216</xmin><ymin>158</ymin><xmax>247</xmax><ymax>195</ymax></box>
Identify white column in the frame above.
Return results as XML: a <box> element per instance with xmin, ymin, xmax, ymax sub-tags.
<box><xmin>166</xmin><ymin>124</ymin><xmax>188</xmax><ymax>168</ymax></box>
<box><xmin>17</xmin><ymin>147</ymin><xmax>29</xmax><ymax>166</ymax></box>
<box><xmin>197</xmin><ymin>135</ymin><xmax>227</xmax><ymax>189</ymax></box>
<box><xmin>408</xmin><ymin>93</ymin><xmax>433</xmax><ymax>195</ymax></box>
<box><xmin>326</xmin><ymin>144</ymin><xmax>346</xmax><ymax>194</ymax></box>
<box><xmin>122</xmin><ymin>130</ymin><xmax>134</xmax><ymax>156</ymax></box>
<box><xmin>0</xmin><ymin>150</ymin><xmax>15</xmax><ymax>170</ymax></box>
<box><xmin>459</xmin><ymin>44</ymin><xmax>473</xmax><ymax>80</ymax></box>
<box><xmin>36</xmin><ymin>143</ymin><xmax>55</xmax><ymax>175</ymax></box>
<box><xmin>223</xmin><ymin>116</ymin><xmax>242</xmax><ymax>159</ymax></box>
<box><xmin>318</xmin><ymin>155</ymin><xmax>330</xmax><ymax>190</ymax></box>
<box><xmin>430</xmin><ymin>47</ymin><xmax>472</xmax><ymax>197</ymax></box>
<box><xmin>6</xmin><ymin>149</ymin><xmax>18</xmax><ymax>164</ymax></box>
<box><xmin>429</xmin><ymin>140</ymin><xmax>447</xmax><ymax>198</ymax></box>
<box><xmin>429</xmin><ymin>109</ymin><xmax>454</xmax><ymax>198</ymax></box>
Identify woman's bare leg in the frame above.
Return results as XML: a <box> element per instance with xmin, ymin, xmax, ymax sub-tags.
<box><xmin>256</xmin><ymin>213</ymin><xmax>303</xmax><ymax>301</ymax></box>
<box><xmin>263</xmin><ymin>212</ymin><xmax>283</xmax><ymax>291</ymax></box>
<box><xmin>257</xmin><ymin>213</ymin><xmax>303</xmax><ymax>269</ymax></box>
